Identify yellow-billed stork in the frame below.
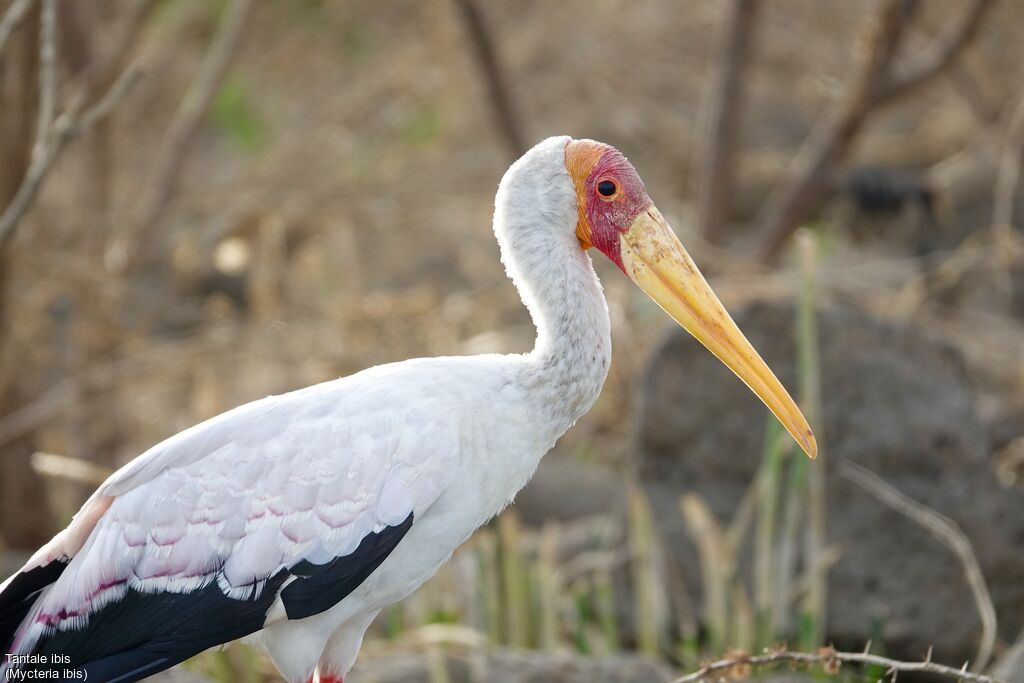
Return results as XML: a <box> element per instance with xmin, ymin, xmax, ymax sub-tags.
<box><xmin>0</xmin><ymin>137</ymin><xmax>815</xmax><ymax>683</ymax></box>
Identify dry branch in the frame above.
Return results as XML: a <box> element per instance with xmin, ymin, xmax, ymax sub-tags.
<box><xmin>33</xmin><ymin>0</ymin><xmax>55</xmax><ymax>152</ymax></box>
<box><xmin>0</xmin><ymin>0</ymin><xmax>149</xmax><ymax>254</ymax></box>
<box><xmin>60</xmin><ymin>0</ymin><xmax>156</xmax><ymax>100</ymax></box>
<box><xmin>451</xmin><ymin>0</ymin><xmax>526</xmax><ymax>160</ymax></box>
<box><xmin>0</xmin><ymin>0</ymin><xmax>154</xmax><ymax>254</ymax></box>
<box><xmin>54</xmin><ymin>0</ymin><xmax>157</xmax><ymax>235</ymax></box>
<box><xmin>751</xmin><ymin>0</ymin><xmax>995</xmax><ymax>260</ymax></box>
<box><xmin>992</xmin><ymin>90</ymin><xmax>1024</xmax><ymax>231</ymax></box>
<box><xmin>115</xmin><ymin>0</ymin><xmax>253</xmax><ymax>273</ymax></box>
<box><xmin>875</xmin><ymin>0</ymin><xmax>994</xmax><ymax>105</ymax></box>
<box><xmin>0</xmin><ymin>0</ymin><xmax>34</xmax><ymax>55</ymax></box>
<box><xmin>696</xmin><ymin>0</ymin><xmax>760</xmax><ymax>243</ymax></box>
<box><xmin>751</xmin><ymin>0</ymin><xmax>910</xmax><ymax>260</ymax></box>
<box><xmin>0</xmin><ymin>65</ymin><xmax>140</xmax><ymax>252</ymax></box>
<box><xmin>671</xmin><ymin>646</ymin><xmax>1006</xmax><ymax>683</ymax></box>
<box><xmin>90</xmin><ymin>0</ymin><xmax>157</xmax><ymax>96</ymax></box>
<box><xmin>841</xmin><ymin>460</ymin><xmax>996</xmax><ymax>671</ymax></box>
<box><xmin>945</xmin><ymin>56</ymin><xmax>1002</xmax><ymax>129</ymax></box>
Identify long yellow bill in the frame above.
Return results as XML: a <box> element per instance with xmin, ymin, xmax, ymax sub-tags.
<box><xmin>620</xmin><ymin>206</ymin><xmax>817</xmax><ymax>459</ymax></box>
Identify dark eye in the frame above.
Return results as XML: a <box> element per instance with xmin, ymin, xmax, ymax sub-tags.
<box><xmin>597</xmin><ymin>180</ymin><xmax>617</xmax><ymax>197</ymax></box>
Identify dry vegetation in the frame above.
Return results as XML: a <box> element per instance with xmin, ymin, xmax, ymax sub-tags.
<box><xmin>1</xmin><ymin>1</ymin><xmax>1024</xmax><ymax>681</ymax></box>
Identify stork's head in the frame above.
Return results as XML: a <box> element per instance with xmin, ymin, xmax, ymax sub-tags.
<box><xmin>564</xmin><ymin>138</ymin><xmax>817</xmax><ymax>459</ymax></box>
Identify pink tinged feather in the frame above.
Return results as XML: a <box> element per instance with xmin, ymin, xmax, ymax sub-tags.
<box><xmin>127</xmin><ymin>537</ymin><xmax>220</xmax><ymax>597</ymax></box>
<box><xmin>315</xmin><ymin>502</ymin><xmax>363</xmax><ymax>530</ymax></box>
<box><xmin>186</xmin><ymin>481</ymin><xmax>243</xmax><ymax>526</ymax></box>
<box><xmin>234</xmin><ymin>459</ymin><xmax>269</xmax><ymax>489</ymax></box>
<box><xmin>34</xmin><ymin>527</ymin><xmax>133</xmax><ymax>628</ymax></box>
<box><xmin>340</xmin><ymin>460</ymin><xmax>386</xmax><ymax>506</ymax></box>
<box><xmin>150</xmin><ymin>517</ymin><xmax>188</xmax><ymax>547</ymax></box>
<box><xmin>282</xmin><ymin>481</ymin><xmax>319</xmax><ymax>512</ymax></box>
<box><xmin>279</xmin><ymin>516</ymin><xmax>316</xmax><ymax>547</ymax></box>
<box><xmin>222</xmin><ymin>527</ymin><xmax>284</xmax><ymax>591</ymax></box>
<box><xmin>320</xmin><ymin>475</ymin><xmax>355</xmax><ymax>506</ymax></box>
<box><xmin>249</xmin><ymin>497</ymin><xmax>269</xmax><ymax>521</ymax></box>
<box><xmin>122</xmin><ymin>523</ymin><xmax>147</xmax><ymax>548</ymax></box>
<box><xmin>219</xmin><ymin>515</ymin><xmax>247</xmax><ymax>541</ymax></box>
<box><xmin>141</xmin><ymin>495</ymin><xmax>180</xmax><ymax>530</ymax></box>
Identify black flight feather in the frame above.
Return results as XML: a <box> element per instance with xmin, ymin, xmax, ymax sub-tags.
<box><xmin>7</xmin><ymin>514</ymin><xmax>413</xmax><ymax>683</ymax></box>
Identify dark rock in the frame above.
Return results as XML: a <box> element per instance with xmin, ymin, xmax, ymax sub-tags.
<box><xmin>636</xmin><ymin>301</ymin><xmax>1024</xmax><ymax>666</ymax></box>
<box><xmin>349</xmin><ymin>649</ymin><xmax>675</xmax><ymax>683</ymax></box>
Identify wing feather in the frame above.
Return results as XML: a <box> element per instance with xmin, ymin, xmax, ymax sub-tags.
<box><xmin>2</xmin><ymin>365</ymin><xmax>461</xmax><ymax>681</ymax></box>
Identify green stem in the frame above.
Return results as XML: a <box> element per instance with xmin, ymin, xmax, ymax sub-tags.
<box><xmin>796</xmin><ymin>229</ymin><xmax>826</xmax><ymax>649</ymax></box>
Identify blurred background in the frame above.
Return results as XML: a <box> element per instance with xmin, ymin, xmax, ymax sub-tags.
<box><xmin>1</xmin><ymin>0</ymin><xmax>1023</xmax><ymax>681</ymax></box>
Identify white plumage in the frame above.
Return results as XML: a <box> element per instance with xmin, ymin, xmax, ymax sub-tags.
<box><xmin>1</xmin><ymin>135</ymin><xmax>813</xmax><ymax>683</ymax></box>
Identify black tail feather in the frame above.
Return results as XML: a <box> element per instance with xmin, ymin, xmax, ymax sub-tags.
<box><xmin>0</xmin><ymin>560</ymin><xmax>68</xmax><ymax>654</ymax></box>
<box><xmin>11</xmin><ymin>514</ymin><xmax>414</xmax><ymax>682</ymax></box>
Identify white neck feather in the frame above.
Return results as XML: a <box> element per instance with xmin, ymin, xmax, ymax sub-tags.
<box><xmin>492</xmin><ymin>136</ymin><xmax>612</xmax><ymax>438</ymax></box>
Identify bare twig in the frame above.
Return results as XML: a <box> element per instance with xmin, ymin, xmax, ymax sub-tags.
<box><xmin>696</xmin><ymin>0</ymin><xmax>760</xmax><ymax>243</ymax></box>
<box><xmin>115</xmin><ymin>0</ymin><xmax>252</xmax><ymax>272</ymax></box>
<box><xmin>58</xmin><ymin>0</ymin><xmax>156</xmax><ymax>99</ymax></box>
<box><xmin>875</xmin><ymin>0</ymin><xmax>994</xmax><ymax>105</ymax></box>
<box><xmin>752</xmin><ymin>0</ymin><xmax>995</xmax><ymax>260</ymax></box>
<box><xmin>751</xmin><ymin>0</ymin><xmax>909</xmax><ymax>260</ymax></box>
<box><xmin>0</xmin><ymin>0</ymin><xmax>35</xmax><ymax>55</ymax></box>
<box><xmin>945</xmin><ymin>56</ymin><xmax>1002</xmax><ymax>129</ymax></box>
<box><xmin>0</xmin><ymin>64</ymin><xmax>140</xmax><ymax>251</ymax></box>
<box><xmin>841</xmin><ymin>460</ymin><xmax>996</xmax><ymax>671</ymax></box>
<box><xmin>60</xmin><ymin>0</ymin><xmax>157</xmax><ymax>237</ymax></box>
<box><xmin>88</xmin><ymin>0</ymin><xmax>156</xmax><ymax>97</ymax></box>
<box><xmin>992</xmin><ymin>91</ymin><xmax>1024</xmax><ymax>231</ymax></box>
<box><xmin>451</xmin><ymin>0</ymin><xmax>526</xmax><ymax>160</ymax></box>
<box><xmin>32</xmin><ymin>0</ymin><xmax>56</xmax><ymax>162</ymax></box>
<box><xmin>0</xmin><ymin>0</ymin><xmax>151</xmax><ymax>253</ymax></box>
<box><xmin>671</xmin><ymin>646</ymin><xmax>1006</xmax><ymax>683</ymax></box>
<box><xmin>76</xmin><ymin>66</ymin><xmax>141</xmax><ymax>130</ymax></box>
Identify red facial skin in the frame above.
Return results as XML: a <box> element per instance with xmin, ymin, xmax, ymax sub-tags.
<box><xmin>565</xmin><ymin>140</ymin><xmax>652</xmax><ymax>272</ymax></box>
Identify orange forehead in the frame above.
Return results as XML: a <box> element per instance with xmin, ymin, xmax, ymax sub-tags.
<box><xmin>564</xmin><ymin>139</ymin><xmax>609</xmax><ymax>249</ymax></box>
<box><xmin>565</xmin><ymin>139</ymin><xmax>608</xmax><ymax>185</ymax></box>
